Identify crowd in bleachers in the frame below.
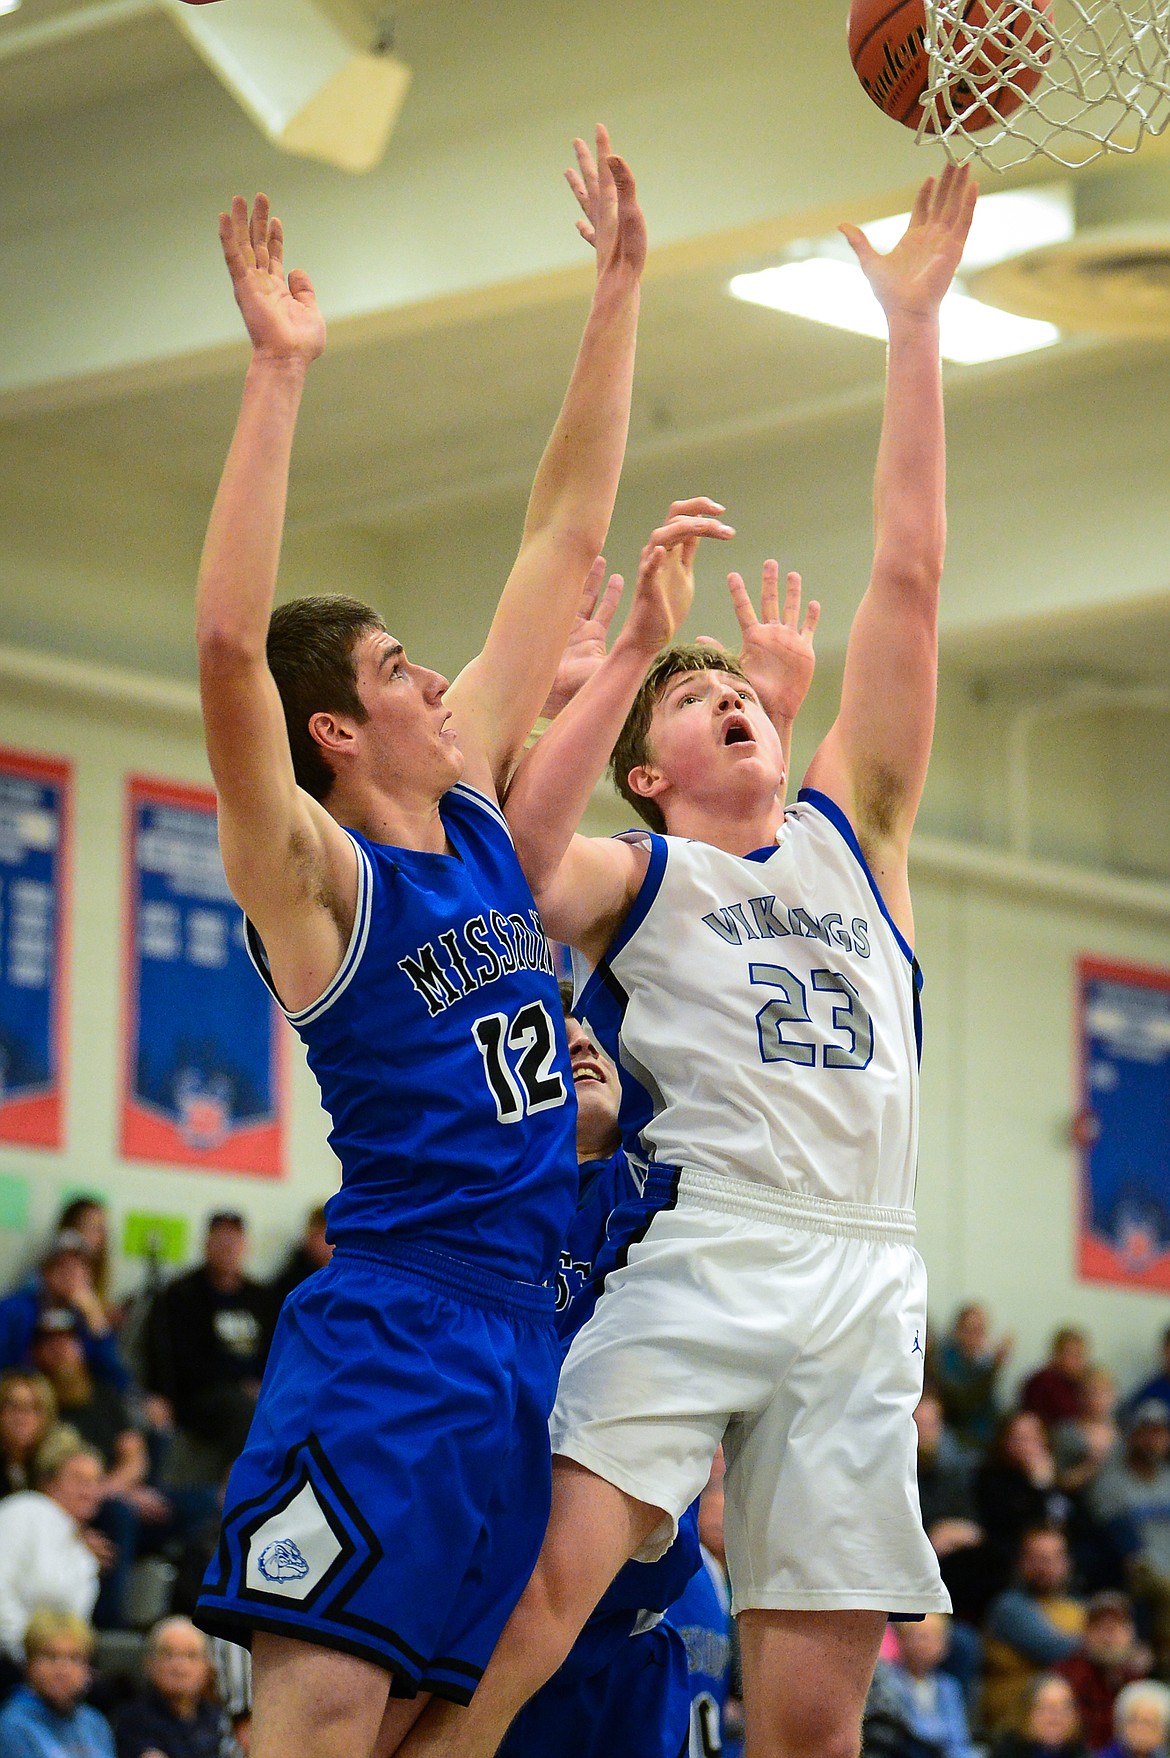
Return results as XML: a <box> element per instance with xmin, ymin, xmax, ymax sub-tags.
<box><xmin>867</xmin><ymin>1305</ymin><xmax>1170</xmax><ymax>1758</ymax></box>
<box><xmin>0</xmin><ymin>1196</ymin><xmax>329</xmax><ymax>1755</ymax></box>
<box><xmin>1</xmin><ymin>1202</ymin><xmax>1169</xmax><ymax>1758</ymax></box>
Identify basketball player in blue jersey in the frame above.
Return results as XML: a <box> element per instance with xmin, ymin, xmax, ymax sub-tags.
<box><xmin>496</xmin><ymin>998</ymin><xmax>696</xmax><ymax>1758</ymax></box>
<box><xmin>188</xmin><ymin>134</ymin><xmax>732</xmax><ymax>1758</ymax></box>
<box><xmin>395</xmin><ymin>165</ymin><xmax>978</xmax><ymax>1758</ymax></box>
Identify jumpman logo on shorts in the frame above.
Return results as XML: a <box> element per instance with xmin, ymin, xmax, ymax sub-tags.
<box><xmin>911</xmin><ymin>1329</ymin><xmax>923</xmax><ymax>1357</ymax></box>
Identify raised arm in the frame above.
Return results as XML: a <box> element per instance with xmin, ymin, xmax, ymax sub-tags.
<box><xmin>196</xmin><ymin>196</ymin><xmax>355</xmax><ymax>1002</ymax></box>
<box><xmin>447</xmin><ymin>128</ymin><xmax>647</xmax><ymax>797</ymax></box>
<box><xmin>505</xmin><ymin>505</ymin><xmax>731</xmax><ymax>955</ymax></box>
<box><xmin>804</xmin><ymin>165</ymin><xmax>976</xmax><ymax>935</ymax></box>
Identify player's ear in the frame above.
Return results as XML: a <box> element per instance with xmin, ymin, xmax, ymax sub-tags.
<box><xmin>308</xmin><ymin>711</ymin><xmax>358</xmax><ymax>758</ymax></box>
<box><xmin>626</xmin><ymin>762</ymin><xmax>669</xmax><ymax>804</ymax></box>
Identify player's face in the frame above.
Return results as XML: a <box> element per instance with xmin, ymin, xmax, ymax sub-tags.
<box><xmin>640</xmin><ymin>670</ymin><xmax>785</xmax><ymax>820</ymax></box>
<box><xmin>351</xmin><ymin>631</ymin><xmax>463</xmax><ymax>795</ymax></box>
<box><xmin>564</xmin><ymin>1014</ymin><xmax>621</xmax><ymax>1159</ymax></box>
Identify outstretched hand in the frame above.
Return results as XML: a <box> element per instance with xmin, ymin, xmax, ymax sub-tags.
<box><xmin>565</xmin><ymin>125</ymin><xmax>648</xmax><ymax>283</ymax></box>
<box><xmin>541</xmin><ymin>557</ymin><xmax>626</xmax><ymax>719</ymax></box>
<box><xmin>840</xmin><ymin>162</ymin><xmax>977</xmax><ymax>320</ymax></box>
<box><xmin>717</xmin><ymin>562</ymin><xmax>818</xmax><ymax>723</ymax></box>
<box><xmin>218</xmin><ymin>193</ymin><xmax>325</xmax><ymax>364</ymax></box>
<box><xmin>621</xmin><ymin>500</ymin><xmax>735</xmax><ymax>656</ymax></box>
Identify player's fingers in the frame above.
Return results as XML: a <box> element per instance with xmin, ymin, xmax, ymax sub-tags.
<box><xmin>595</xmin><ymin>122</ymin><xmax>612</xmax><ymax>163</ymax></box>
<box><xmin>637</xmin><ymin>543</ymin><xmax>666</xmax><ymax>585</ymax></box>
<box><xmin>572</xmin><ymin>135</ymin><xmax>597</xmax><ymax>193</ymax></box>
<box><xmin>578</xmin><ymin>558</ymin><xmax>607</xmax><ymax>620</ymax></box>
<box><xmin>288</xmin><ymin>267</ymin><xmax>317</xmax><ymax>306</ymax></box>
<box><xmin>250</xmin><ymin>193</ymin><xmax>271</xmax><ymax>272</ymax></box>
<box><xmin>565</xmin><ymin>166</ymin><xmax>591</xmax><ymax>218</ymax></box>
<box><xmin>595</xmin><ymin>574</ymin><xmax>625</xmax><ymax>630</ymax></box>
<box><xmin>694</xmin><ymin>634</ymin><xmax>725</xmax><ymax>649</ymax></box>
<box><xmin>801</xmin><ymin>598</ymin><xmax>821</xmax><ymax>641</ymax></box>
<box><xmin>576</xmin><ymin>219</ymin><xmax>597</xmax><ymax>247</ymax></box>
<box><xmin>726</xmin><ymin>572</ymin><xmax>757</xmax><ymax>631</ymax></box>
<box><xmin>910</xmin><ymin>175</ymin><xmax>936</xmax><ymax>229</ymax></box>
<box><xmin>838</xmin><ymin>221</ymin><xmax>875</xmax><ymax>267</ymax></box>
<box><xmin>760</xmin><ymin>560</ymin><xmax>782</xmax><ymax>624</ymax></box>
<box><xmin>648</xmin><ymin>516</ymin><xmax>734</xmax><ymax>550</ymax></box>
<box><xmin>219</xmin><ymin>211</ymin><xmax>248</xmax><ymax>281</ymax></box>
<box><xmin>668</xmin><ymin>497</ymin><xmax>726</xmax><ymax>519</ymax></box>
<box><xmin>268</xmin><ymin>216</ymin><xmax>285</xmax><ymax>278</ymax></box>
<box><xmin>228</xmin><ymin>195</ymin><xmax>254</xmax><ymax>269</ymax></box>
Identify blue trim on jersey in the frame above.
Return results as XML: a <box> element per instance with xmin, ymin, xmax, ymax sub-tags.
<box><xmin>243</xmin><ymin>836</ymin><xmax>375</xmax><ymax>1026</ymax></box>
<box><xmin>602</xmin><ymin>832</ymin><xmax>668</xmax><ymax>966</ymax></box>
<box><xmin>796</xmin><ymin>788</ymin><xmax>920</xmax><ymax>980</ymax></box>
<box><xmin>449</xmin><ymin>782</ymin><xmax>513</xmax><ymax>841</ymax></box>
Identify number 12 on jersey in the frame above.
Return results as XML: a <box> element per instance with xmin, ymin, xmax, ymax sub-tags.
<box><xmin>472</xmin><ymin>1001</ymin><xmax>568</xmax><ymax>1123</ymax></box>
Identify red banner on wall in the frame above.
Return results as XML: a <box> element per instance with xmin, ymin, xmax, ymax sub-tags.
<box><xmin>120</xmin><ymin>775</ymin><xmax>285</xmax><ymax>1176</ymax></box>
<box><xmin>0</xmin><ymin>747</ymin><xmax>71</xmax><ymax>1150</ymax></box>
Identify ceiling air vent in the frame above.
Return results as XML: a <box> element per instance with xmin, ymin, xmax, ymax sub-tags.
<box><xmin>969</xmin><ymin>228</ymin><xmax>1170</xmax><ymax>335</ymax></box>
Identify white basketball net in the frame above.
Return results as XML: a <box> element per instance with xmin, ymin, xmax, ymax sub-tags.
<box><xmin>921</xmin><ymin>0</ymin><xmax>1170</xmax><ymax>168</ymax></box>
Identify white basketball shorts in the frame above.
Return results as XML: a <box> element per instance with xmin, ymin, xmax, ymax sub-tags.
<box><xmin>550</xmin><ymin>1168</ymin><xmax>950</xmax><ymax>1616</ymax></box>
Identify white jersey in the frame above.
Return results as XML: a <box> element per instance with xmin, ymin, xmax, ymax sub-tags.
<box><xmin>574</xmin><ymin>787</ymin><xmax>922</xmax><ymax>1212</ymax></box>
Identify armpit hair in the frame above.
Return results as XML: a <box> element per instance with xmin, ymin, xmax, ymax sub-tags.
<box><xmin>853</xmin><ymin>760</ymin><xmax>906</xmax><ymax>845</ymax></box>
<box><xmin>288</xmin><ymin>823</ymin><xmax>349</xmax><ymax>936</ymax></box>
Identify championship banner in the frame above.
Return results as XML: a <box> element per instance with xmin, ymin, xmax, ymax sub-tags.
<box><xmin>0</xmin><ymin>747</ymin><xmax>70</xmax><ymax>1149</ymax></box>
<box><xmin>1077</xmin><ymin>955</ymin><xmax>1170</xmax><ymax>1293</ymax></box>
<box><xmin>121</xmin><ymin>776</ymin><xmax>284</xmax><ymax>1176</ymax></box>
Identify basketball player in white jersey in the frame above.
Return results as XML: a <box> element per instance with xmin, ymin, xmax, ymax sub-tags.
<box><xmin>396</xmin><ymin>164</ymin><xmax>977</xmax><ymax>1758</ymax></box>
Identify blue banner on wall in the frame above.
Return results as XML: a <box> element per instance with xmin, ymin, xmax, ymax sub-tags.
<box><xmin>1077</xmin><ymin>955</ymin><xmax>1170</xmax><ymax>1292</ymax></box>
<box><xmin>121</xmin><ymin>775</ymin><xmax>284</xmax><ymax>1177</ymax></box>
<box><xmin>0</xmin><ymin>747</ymin><xmax>70</xmax><ymax>1149</ymax></box>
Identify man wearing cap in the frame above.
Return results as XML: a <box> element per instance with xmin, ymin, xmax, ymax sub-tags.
<box><xmin>0</xmin><ymin>1233</ymin><xmax>128</xmax><ymax>1391</ymax></box>
<box><xmin>1058</xmin><ymin>1592</ymin><xmax>1152</xmax><ymax>1751</ymax></box>
<box><xmin>1090</xmin><ymin>1400</ymin><xmax>1170</xmax><ymax>1673</ymax></box>
<box><xmin>143</xmin><ymin>1213</ymin><xmax>273</xmax><ymax>1468</ymax></box>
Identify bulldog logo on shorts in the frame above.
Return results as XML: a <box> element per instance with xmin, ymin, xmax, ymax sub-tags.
<box><xmin>258</xmin><ymin>1540</ymin><xmax>311</xmax><ymax>1583</ymax></box>
<box><xmin>244</xmin><ymin>1479</ymin><xmax>343</xmax><ymax>1602</ymax></box>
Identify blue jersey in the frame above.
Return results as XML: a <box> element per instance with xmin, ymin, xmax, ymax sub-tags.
<box><xmin>553</xmin><ymin>1145</ymin><xmax>701</xmax><ymax>1682</ymax></box>
<box><xmin>247</xmin><ymin>782</ymin><xmax>577</xmax><ymax>1287</ymax></box>
<box><xmin>667</xmin><ymin>1547</ymin><xmax>733</xmax><ymax>1757</ymax></box>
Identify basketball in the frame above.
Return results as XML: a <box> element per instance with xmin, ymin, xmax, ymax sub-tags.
<box><xmin>848</xmin><ymin>0</ymin><xmax>1054</xmax><ymax>132</ymax></box>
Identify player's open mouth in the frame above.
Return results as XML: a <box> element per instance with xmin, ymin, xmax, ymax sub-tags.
<box><xmin>722</xmin><ymin>716</ymin><xmax>754</xmax><ymax>747</ymax></box>
<box><xmin>573</xmin><ymin>1062</ymin><xmax>607</xmax><ymax>1084</ymax></box>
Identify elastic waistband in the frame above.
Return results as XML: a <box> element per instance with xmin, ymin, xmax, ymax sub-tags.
<box><xmin>330</xmin><ymin>1234</ymin><xmax>556</xmax><ymax>1316</ymax></box>
<box><xmin>660</xmin><ymin>1167</ymin><xmax>916</xmax><ymax>1242</ymax></box>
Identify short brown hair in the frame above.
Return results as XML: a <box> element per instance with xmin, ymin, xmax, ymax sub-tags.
<box><xmin>266</xmin><ymin>596</ymin><xmax>386</xmax><ymax>802</ymax></box>
<box><xmin>610</xmin><ymin>643</ymin><xmax>750</xmax><ymax>833</ymax></box>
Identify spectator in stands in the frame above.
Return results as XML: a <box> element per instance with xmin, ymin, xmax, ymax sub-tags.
<box><xmin>983</xmin><ymin>1526</ymin><xmax>1087</xmax><ymax>1734</ymax></box>
<box><xmin>937</xmin><ymin>1303</ymin><xmax>1014</xmax><ymax>1453</ymax></box>
<box><xmin>56</xmin><ymin>1197</ymin><xmax>113</xmax><ymax>1310</ymax></box>
<box><xmin>990</xmin><ymin>1674</ymin><xmax>1089</xmax><ymax>1758</ymax></box>
<box><xmin>267</xmin><ymin>1205</ymin><xmax>333</xmax><ymax>1319</ymax></box>
<box><xmin>916</xmin><ymin>1388</ymin><xmax>993</xmax><ymax>1628</ymax></box>
<box><xmin>0</xmin><ymin>1431</ymin><xmax>108</xmax><ymax>1661</ymax></box>
<box><xmin>1059</xmin><ymin>1592</ymin><xmax>1152</xmax><ymax>1753</ymax></box>
<box><xmin>0</xmin><ymin>1371</ymin><xmax>59</xmax><ymax>1498</ymax></box>
<box><xmin>1025</xmin><ymin>1330</ymin><xmax>1092</xmax><ymax>1433</ymax></box>
<box><xmin>1098</xmin><ymin>1682</ymin><xmax>1170</xmax><ymax>1758</ymax></box>
<box><xmin>30</xmin><ymin>1307</ymin><xmax>171</xmax><ymax>1630</ymax></box>
<box><xmin>1055</xmin><ymin>1370</ymin><xmax>1123</xmax><ymax>1498</ymax></box>
<box><xmin>977</xmin><ymin>1412</ymin><xmax>1071</xmax><ymax>1589</ymax></box>
<box><xmin>1090</xmin><ymin>1401</ymin><xmax>1170</xmax><ymax>1672</ymax></box>
<box><xmin>1125</xmin><ymin>1329</ymin><xmax>1170</xmax><ymax>1424</ymax></box>
<box><xmin>114</xmin><ymin>1615</ymin><xmax>229</xmax><ymax>1758</ymax></box>
<box><xmin>143</xmin><ymin>1213</ymin><xmax>272</xmax><ymax>1470</ymax></box>
<box><xmin>883</xmin><ymin>1614</ymin><xmax>977</xmax><ymax>1758</ymax></box>
<box><xmin>0</xmin><ymin>1234</ymin><xmax>129</xmax><ymax>1391</ymax></box>
<box><xmin>0</xmin><ymin>1609</ymin><xmax>114</xmax><ymax>1758</ymax></box>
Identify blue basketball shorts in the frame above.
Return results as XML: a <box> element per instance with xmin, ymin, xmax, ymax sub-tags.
<box><xmin>194</xmin><ymin>1240</ymin><xmax>560</xmax><ymax>1704</ymax></box>
<box><xmin>497</xmin><ymin>1620</ymin><xmax>691</xmax><ymax>1758</ymax></box>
